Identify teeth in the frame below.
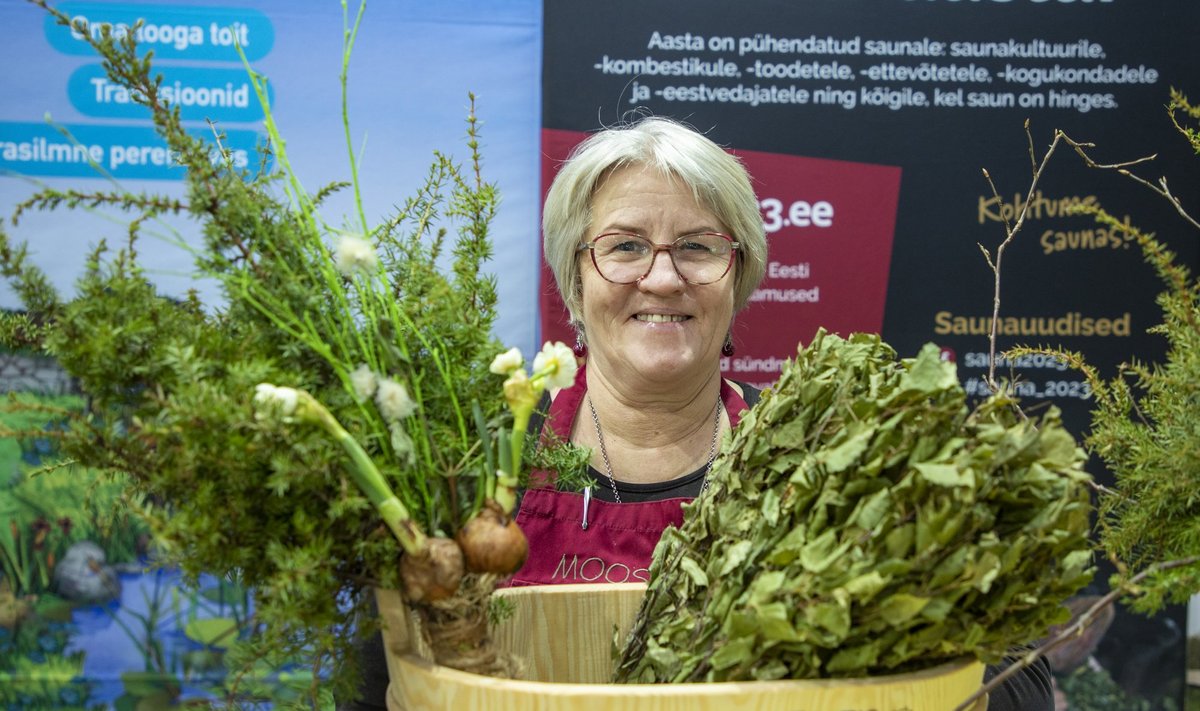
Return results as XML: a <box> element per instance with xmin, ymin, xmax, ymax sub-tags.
<box><xmin>636</xmin><ymin>314</ymin><xmax>687</xmax><ymax>323</ymax></box>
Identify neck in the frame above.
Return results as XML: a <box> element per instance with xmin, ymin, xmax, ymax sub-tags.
<box><xmin>574</xmin><ymin>363</ymin><xmax>726</xmax><ymax>484</ymax></box>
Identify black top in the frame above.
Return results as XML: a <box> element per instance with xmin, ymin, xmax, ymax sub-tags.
<box><xmin>581</xmin><ymin>381</ymin><xmax>761</xmax><ymax>502</ymax></box>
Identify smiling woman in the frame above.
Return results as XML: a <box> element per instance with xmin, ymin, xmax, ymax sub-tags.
<box><xmin>515</xmin><ymin>117</ymin><xmax>768</xmax><ymax>583</ymax></box>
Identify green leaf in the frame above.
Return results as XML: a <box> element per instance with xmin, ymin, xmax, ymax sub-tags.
<box><xmin>826</xmin><ymin>641</ymin><xmax>881</xmax><ymax>674</ymax></box>
<box><xmin>915</xmin><ymin>462</ymin><xmax>972</xmax><ymax>487</ymax></box>
<box><xmin>844</xmin><ymin>570</ymin><xmax>887</xmax><ymax>600</ymax></box>
<box><xmin>718</xmin><ymin>540</ymin><xmax>754</xmax><ymax>577</ymax></box>
<box><xmin>877</xmin><ymin>593</ymin><xmax>929</xmax><ymax>625</ymax></box>
<box><xmin>799</xmin><ymin>528</ymin><xmax>844</xmax><ymax>574</ymax></box>
<box><xmin>851</xmin><ymin>487</ymin><xmax>892</xmax><ymax>531</ymax></box>
<box><xmin>679</xmin><ymin>556</ymin><xmax>709</xmax><ymax>588</ymax></box>
<box><xmin>755</xmin><ymin>601</ymin><xmax>799</xmax><ymax>641</ymax></box>
<box><xmin>804</xmin><ymin>600</ymin><xmax>850</xmax><ymax>638</ymax></box>
<box><xmin>818</xmin><ymin>423</ymin><xmax>874</xmax><ymax>473</ymax></box>
<box><xmin>709</xmin><ymin>634</ymin><xmax>755</xmax><ymax>671</ymax></box>
<box><xmin>900</xmin><ymin>343</ymin><xmax>958</xmax><ymax>394</ymax></box>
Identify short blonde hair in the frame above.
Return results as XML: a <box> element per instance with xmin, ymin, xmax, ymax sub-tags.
<box><xmin>543</xmin><ymin>117</ymin><xmax>767</xmax><ymax>326</ymax></box>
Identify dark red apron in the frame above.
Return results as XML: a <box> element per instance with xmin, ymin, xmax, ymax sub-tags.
<box><xmin>508</xmin><ymin>365</ymin><xmax>749</xmax><ymax>586</ymax></box>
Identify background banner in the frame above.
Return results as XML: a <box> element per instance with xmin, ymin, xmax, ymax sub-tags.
<box><xmin>0</xmin><ymin>1</ymin><xmax>540</xmax><ymax>707</ymax></box>
<box><xmin>541</xmin><ymin>1</ymin><xmax>1199</xmax><ymax>708</ymax></box>
<box><xmin>1</xmin><ymin>0</ymin><xmax>543</xmax><ymax>355</ymax></box>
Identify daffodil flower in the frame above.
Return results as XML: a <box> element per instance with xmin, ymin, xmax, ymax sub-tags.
<box><xmin>532</xmin><ymin>341</ymin><xmax>577</xmax><ymax>391</ymax></box>
<box><xmin>502</xmin><ymin>369</ymin><xmax>537</xmax><ymax>416</ymax></box>
<box><xmin>487</xmin><ymin>340</ymin><xmax>581</xmax><ymax>513</ymax></box>
<box><xmin>489</xmin><ymin>347</ymin><xmax>523</xmax><ymax>375</ymax></box>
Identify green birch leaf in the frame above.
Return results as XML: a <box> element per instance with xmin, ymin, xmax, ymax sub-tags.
<box><xmin>680</xmin><ymin>556</ymin><xmax>708</xmax><ymax>588</ymax></box>
<box><xmin>878</xmin><ymin>593</ymin><xmax>929</xmax><ymax>625</ymax></box>
<box><xmin>844</xmin><ymin>570</ymin><xmax>887</xmax><ymax>600</ymax></box>
<box><xmin>718</xmin><ymin>540</ymin><xmax>754</xmax><ymax>577</ymax></box>
<box><xmin>826</xmin><ymin>642</ymin><xmax>880</xmax><ymax>674</ymax></box>
<box><xmin>761</xmin><ymin>488</ymin><xmax>780</xmax><ymax>526</ymax></box>
<box><xmin>799</xmin><ymin>528</ymin><xmax>840</xmax><ymax>573</ymax></box>
<box><xmin>755</xmin><ymin>601</ymin><xmax>798</xmax><ymax>641</ymax></box>
<box><xmin>851</xmin><ymin>487</ymin><xmax>892</xmax><ymax>531</ymax></box>
<box><xmin>899</xmin><ymin>343</ymin><xmax>958</xmax><ymax>394</ymax></box>
<box><xmin>919</xmin><ymin>596</ymin><xmax>953</xmax><ymax>622</ymax></box>
<box><xmin>818</xmin><ymin>423</ymin><xmax>875</xmax><ymax>473</ymax></box>
<box><xmin>916</xmin><ymin>462</ymin><xmax>971</xmax><ymax>487</ymax></box>
<box><xmin>971</xmin><ymin>551</ymin><xmax>1003</xmax><ymax>593</ymax></box>
<box><xmin>885</xmin><ymin>522</ymin><xmax>915</xmax><ymax>559</ymax></box>
<box><xmin>769</xmin><ymin>418</ymin><xmax>809</xmax><ymax>447</ymax></box>
<box><xmin>748</xmin><ymin>570</ymin><xmax>787</xmax><ymax>602</ymax></box>
<box><xmin>645</xmin><ymin>639</ymin><xmax>679</xmax><ymax>672</ymax></box>
<box><xmin>805</xmin><ymin>600</ymin><xmax>850</xmax><ymax>638</ymax></box>
<box><xmin>766</xmin><ymin>525</ymin><xmax>808</xmax><ymax>565</ymax></box>
<box><xmin>1063</xmin><ymin>549</ymin><xmax>1093</xmax><ymax>575</ymax></box>
<box><xmin>709</xmin><ymin>634</ymin><xmax>755</xmax><ymax>671</ymax></box>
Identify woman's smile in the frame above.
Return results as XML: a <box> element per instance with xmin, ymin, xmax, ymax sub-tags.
<box><xmin>632</xmin><ymin>312</ymin><xmax>689</xmax><ymax>323</ymax></box>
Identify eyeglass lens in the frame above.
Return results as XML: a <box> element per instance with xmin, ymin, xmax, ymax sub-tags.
<box><xmin>591</xmin><ymin>233</ymin><xmax>734</xmax><ymax>284</ymax></box>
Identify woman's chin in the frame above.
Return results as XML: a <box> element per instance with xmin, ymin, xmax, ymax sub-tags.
<box><xmin>619</xmin><ymin>348</ymin><xmax>714</xmax><ymax>384</ymax></box>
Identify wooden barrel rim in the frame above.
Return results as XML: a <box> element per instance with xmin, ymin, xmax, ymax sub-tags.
<box><xmin>393</xmin><ymin>653</ymin><xmax>983</xmax><ymax>694</ymax></box>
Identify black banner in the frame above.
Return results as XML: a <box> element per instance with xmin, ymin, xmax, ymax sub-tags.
<box><xmin>541</xmin><ymin>1</ymin><xmax>1200</xmax><ymax>707</ymax></box>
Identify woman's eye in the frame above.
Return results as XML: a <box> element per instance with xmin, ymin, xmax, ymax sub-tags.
<box><xmin>612</xmin><ymin>239</ymin><xmax>647</xmax><ymax>253</ymax></box>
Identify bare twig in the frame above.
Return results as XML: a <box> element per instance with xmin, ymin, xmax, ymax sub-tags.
<box><xmin>953</xmin><ymin>556</ymin><xmax>1200</xmax><ymax>711</ymax></box>
<box><xmin>1083</xmin><ymin>477</ymin><xmax>1119</xmax><ymax>498</ymax></box>
<box><xmin>980</xmin><ymin>123</ymin><xmax>1065</xmax><ymax>392</ymax></box>
<box><xmin>1061</xmin><ymin>132</ymin><xmax>1200</xmax><ymax>231</ymax></box>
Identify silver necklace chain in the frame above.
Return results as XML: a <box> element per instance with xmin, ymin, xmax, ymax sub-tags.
<box><xmin>587</xmin><ymin>395</ymin><xmax>723</xmax><ymax>504</ymax></box>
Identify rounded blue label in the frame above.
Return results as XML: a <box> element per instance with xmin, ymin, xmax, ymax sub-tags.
<box><xmin>68</xmin><ymin>64</ymin><xmax>272</xmax><ymax>123</ymax></box>
<box><xmin>0</xmin><ymin>121</ymin><xmax>267</xmax><ymax>181</ymax></box>
<box><xmin>46</xmin><ymin>3</ymin><xmax>274</xmax><ymax>62</ymax></box>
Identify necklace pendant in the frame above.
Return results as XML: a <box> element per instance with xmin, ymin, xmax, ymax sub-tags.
<box><xmin>581</xmin><ymin>484</ymin><xmax>592</xmax><ymax>530</ymax></box>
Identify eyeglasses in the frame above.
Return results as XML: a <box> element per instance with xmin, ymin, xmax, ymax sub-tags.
<box><xmin>578</xmin><ymin>232</ymin><xmax>739</xmax><ymax>285</ymax></box>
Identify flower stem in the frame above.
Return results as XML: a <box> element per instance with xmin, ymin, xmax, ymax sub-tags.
<box><xmin>502</xmin><ymin>410</ymin><xmax>529</xmax><ymax>505</ymax></box>
<box><xmin>299</xmin><ymin>392</ymin><xmax>427</xmax><ymax>555</ymax></box>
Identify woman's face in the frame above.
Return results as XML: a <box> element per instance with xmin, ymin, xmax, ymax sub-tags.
<box><xmin>579</xmin><ymin>165</ymin><xmax>736</xmax><ymax>388</ymax></box>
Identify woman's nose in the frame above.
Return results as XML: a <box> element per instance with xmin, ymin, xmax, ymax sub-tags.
<box><xmin>636</xmin><ymin>248</ymin><xmax>686</xmax><ymax>292</ymax></box>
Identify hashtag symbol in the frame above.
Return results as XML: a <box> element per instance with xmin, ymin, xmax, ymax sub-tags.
<box><xmin>964</xmin><ymin>378</ymin><xmax>979</xmax><ymax>396</ymax></box>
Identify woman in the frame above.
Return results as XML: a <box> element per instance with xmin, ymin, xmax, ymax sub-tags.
<box><xmin>343</xmin><ymin>117</ymin><xmax>1053</xmax><ymax>710</ymax></box>
<box><xmin>509</xmin><ymin>116</ymin><xmax>767</xmax><ymax>585</ymax></box>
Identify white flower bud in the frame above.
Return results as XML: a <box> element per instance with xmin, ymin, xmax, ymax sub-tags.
<box><xmin>375</xmin><ymin>378</ymin><xmax>416</xmax><ymax>422</ymax></box>
<box><xmin>334</xmin><ymin>234</ymin><xmax>378</xmax><ymax>277</ymax></box>
<box><xmin>253</xmin><ymin>383</ymin><xmax>299</xmax><ymax>420</ymax></box>
<box><xmin>350</xmin><ymin>364</ymin><xmax>378</xmax><ymax>401</ymax></box>
<box><xmin>389</xmin><ymin>421</ymin><xmax>414</xmax><ymax>459</ymax></box>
